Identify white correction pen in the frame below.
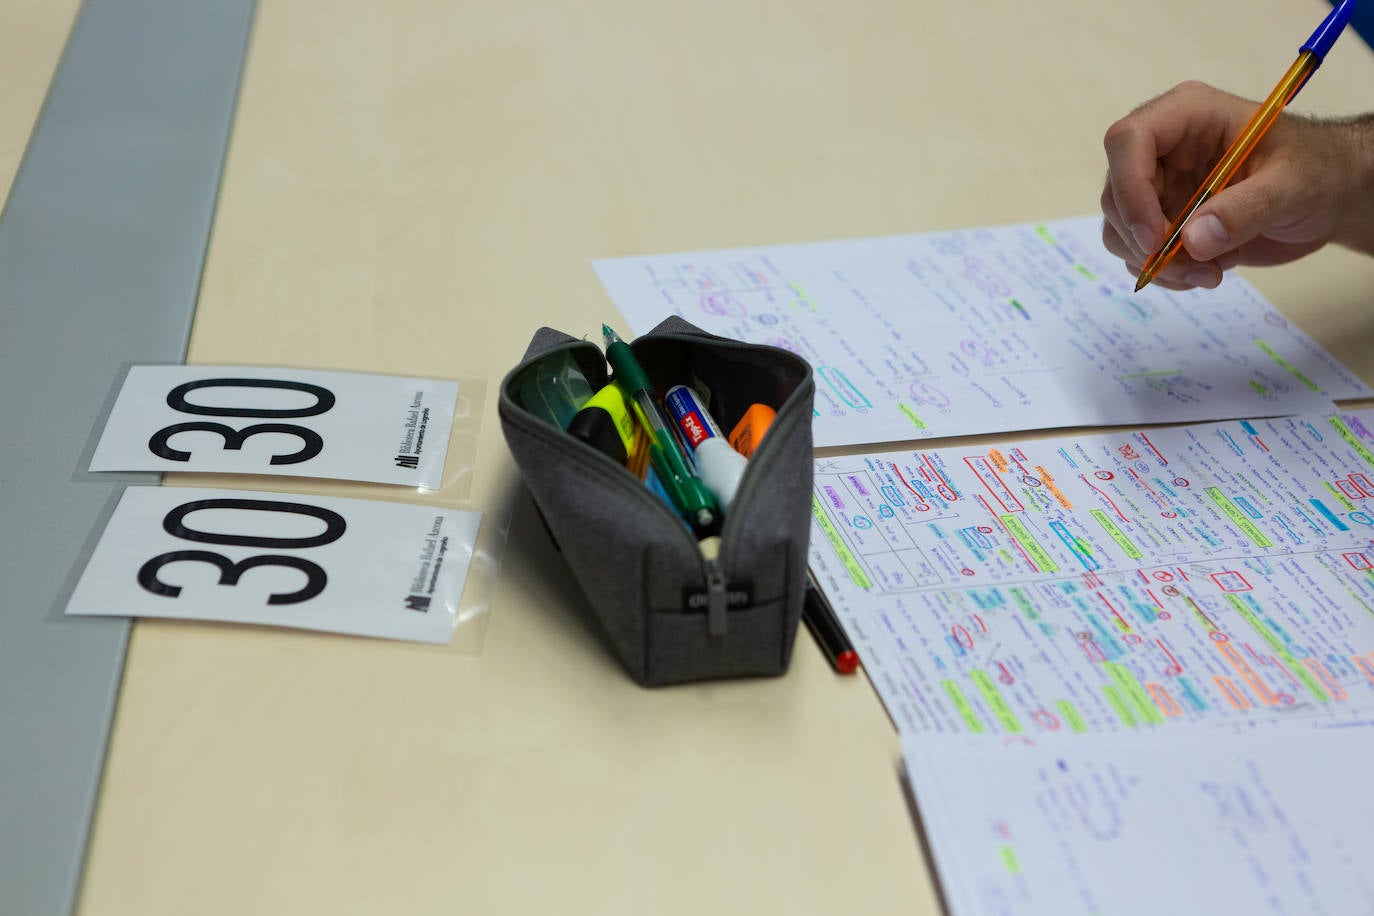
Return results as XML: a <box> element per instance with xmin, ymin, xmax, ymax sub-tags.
<box><xmin>663</xmin><ymin>384</ymin><xmax>749</xmax><ymax>510</ymax></box>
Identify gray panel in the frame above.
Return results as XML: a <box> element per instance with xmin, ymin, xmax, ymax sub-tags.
<box><xmin>0</xmin><ymin>0</ymin><xmax>256</xmax><ymax>912</ymax></box>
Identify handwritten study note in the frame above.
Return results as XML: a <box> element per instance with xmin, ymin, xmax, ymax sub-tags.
<box><xmin>593</xmin><ymin>217</ymin><xmax>1369</xmax><ymax>447</ymax></box>
<box><xmin>903</xmin><ymin>726</ymin><xmax>1374</xmax><ymax>916</ymax></box>
<box><xmin>809</xmin><ymin>408</ymin><xmax>1374</xmax><ymax>734</ymax></box>
<box><xmin>90</xmin><ymin>366</ymin><xmax>461</xmax><ymax>489</ymax></box>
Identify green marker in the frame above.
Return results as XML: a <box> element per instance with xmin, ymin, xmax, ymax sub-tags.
<box><xmin>602</xmin><ymin>324</ymin><xmax>719</xmax><ymax>536</ymax></box>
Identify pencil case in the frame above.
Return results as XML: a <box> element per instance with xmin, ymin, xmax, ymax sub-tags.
<box><xmin>498</xmin><ymin>316</ymin><xmax>815</xmax><ymax>687</ymax></box>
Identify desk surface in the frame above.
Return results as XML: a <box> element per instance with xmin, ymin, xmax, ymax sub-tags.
<box><xmin>5</xmin><ymin>1</ymin><xmax>1373</xmax><ymax>913</ymax></box>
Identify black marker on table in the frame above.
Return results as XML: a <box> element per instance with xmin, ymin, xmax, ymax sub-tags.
<box><xmin>804</xmin><ymin>572</ymin><xmax>858</xmax><ymax>675</ymax></box>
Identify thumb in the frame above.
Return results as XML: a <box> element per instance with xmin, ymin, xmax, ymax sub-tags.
<box><xmin>1181</xmin><ymin>172</ymin><xmax>1293</xmax><ymax>262</ymax></box>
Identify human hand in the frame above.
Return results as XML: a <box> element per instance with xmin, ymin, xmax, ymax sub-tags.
<box><xmin>1100</xmin><ymin>80</ymin><xmax>1374</xmax><ymax>290</ymax></box>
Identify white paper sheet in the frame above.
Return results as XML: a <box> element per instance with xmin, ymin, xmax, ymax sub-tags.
<box><xmin>809</xmin><ymin>408</ymin><xmax>1374</xmax><ymax>734</ymax></box>
<box><xmin>66</xmin><ymin>486</ymin><xmax>481</xmax><ymax>643</ymax></box>
<box><xmin>90</xmin><ymin>366</ymin><xmax>461</xmax><ymax>488</ymax></box>
<box><xmin>903</xmin><ymin>726</ymin><xmax>1374</xmax><ymax>916</ymax></box>
<box><xmin>594</xmin><ymin>217</ymin><xmax>1369</xmax><ymax>446</ymax></box>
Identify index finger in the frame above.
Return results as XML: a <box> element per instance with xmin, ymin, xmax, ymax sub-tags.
<box><xmin>1102</xmin><ymin>82</ymin><xmax>1229</xmax><ymax>254</ymax></box>
<box><xmin>1103</xmin><ymin>110</ymin><xmax>1168</xmax><ymax>255</ymax></box>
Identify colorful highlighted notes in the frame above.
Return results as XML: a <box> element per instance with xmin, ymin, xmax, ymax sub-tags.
<box><xmin>593</xmin><ymin>217</ymin><xmax>1369</xmax><ymax>447</ymax></box>
<box><xmin>809</xmin><ymin>409</ymin><xmax>1374</xmax><ymax>734</ymax></box>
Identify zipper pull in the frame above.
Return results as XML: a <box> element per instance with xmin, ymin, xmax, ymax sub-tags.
<box><xmin>699</xmin><ymin>535</ymin><xmax>728</xmax><ymax>636</ymax></box>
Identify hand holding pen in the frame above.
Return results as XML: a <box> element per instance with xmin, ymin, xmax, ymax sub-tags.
<box><xmin>1100</xmin><ymin>0</ymin><xmax>1374</xmax><ymax>291</ymax></box>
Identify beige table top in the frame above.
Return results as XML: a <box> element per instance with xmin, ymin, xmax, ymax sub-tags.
<box><xmin>0</xmin><ymin>1</ymin><xmax>80</xmax><ymax>199</ymax></box>
<box><xmin>4</xmin><ymin>1</ymin><xmax>1371</xmax><ymax>914</ymax></box>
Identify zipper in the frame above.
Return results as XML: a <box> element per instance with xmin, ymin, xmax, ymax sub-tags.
<box><xmin>629</xmin><ymin>329</ymin><xmax>814</xmax><ymax>618</ymax></box>
<box><xmin>696</xmin><ymin>531</ymin><xmax>729</xmax><ymax>636</ymax></box>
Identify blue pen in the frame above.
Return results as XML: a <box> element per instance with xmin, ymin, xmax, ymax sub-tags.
<box><xmin>1136</xmin><ymin>0</ymin><xmax>1357</xmax><ymax>291</ymax></box>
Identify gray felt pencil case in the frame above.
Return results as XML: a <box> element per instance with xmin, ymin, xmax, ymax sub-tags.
<box><xmin>498</xmin><ymin>316</ymin><xmax>815</xmax><ymax>687</ymax></box>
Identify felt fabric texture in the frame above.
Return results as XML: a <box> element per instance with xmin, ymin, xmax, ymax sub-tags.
<box><xmin>499</xmin><ymin>317</ymin><xmax>815</xmax><ymax>686</ymax></box>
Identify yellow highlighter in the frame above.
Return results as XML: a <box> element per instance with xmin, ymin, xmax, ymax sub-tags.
<box><xmin>567</xmin><ymin>381</ymin><xmax>638</xmax><ymax>465</ymax></box>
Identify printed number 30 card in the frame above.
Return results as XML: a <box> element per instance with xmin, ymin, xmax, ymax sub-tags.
<box><xmin>65</xmin><ymin>487</ymin><xmax>482</xmax><ymax>643</ymax></box>
<box><xmin>90</xmin><ymin>366</ymin><xmax>461</xmax><ymax>489</ymax></box>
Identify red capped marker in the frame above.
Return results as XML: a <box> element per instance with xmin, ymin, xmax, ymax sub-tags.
<box><xmin>803</xmin><ymin>572</ymin><xmax>859</xmax><ymax>676</ymax></box>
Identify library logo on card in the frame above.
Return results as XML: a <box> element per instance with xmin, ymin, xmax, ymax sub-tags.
<box><xmin>404</xmin><ymin>515</ymin><xmax>450</xmax><ymax>611</ymax></box>
<box><xmin>395</xmin><ymin>390</ymin><xmax>431</xmax><ymax>469</ymax></box>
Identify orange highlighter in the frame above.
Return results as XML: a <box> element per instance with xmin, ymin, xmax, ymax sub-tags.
<box><xmin>727</xmin><ymin>403</ymin><xmax>777</xmax><ymax>459</ymax></box>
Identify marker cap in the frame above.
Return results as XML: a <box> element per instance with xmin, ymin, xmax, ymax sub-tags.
<box><xmin>567</xmin><ymin>406</ymin><xmax>628</xmax><ymax>464</ymax></box>
<box><xmin>727</xmin><ymin>403</ymin><xmax>777</xmax><ymax>459</ymax></box>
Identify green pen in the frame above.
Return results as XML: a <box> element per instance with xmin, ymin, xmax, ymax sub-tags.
<box><xmin>602</xmin><ymin>324</ymin><xmax>720</xmax><ymax>537</ymax></box>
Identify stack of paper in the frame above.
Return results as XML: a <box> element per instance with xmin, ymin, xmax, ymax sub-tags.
<box><xmin>595</xmin><ymin>215</ymin><xmax>1374</xmax><ymax>916</ymax></box>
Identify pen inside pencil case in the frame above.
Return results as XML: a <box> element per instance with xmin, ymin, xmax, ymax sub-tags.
<box><xmin>664</xmin><ymin>383</ymin><xmax>748</xmax><ymax>511</ymax></box>
<box><xmin>557</xmin><ymin>376</ymin><xmax>691</xmax><ymax>532</ymax></box>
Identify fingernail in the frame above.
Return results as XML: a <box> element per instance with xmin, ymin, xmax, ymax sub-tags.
<box><xmin>1183</xmin><ymin>214</ymin><xmax>1229</xmax><ymax>261</ymax></box>
<box><xmin>1129</xmin><ymin>223</ymin><xmax>1155</xmax><ymax>253</ymax></box>
<box><xmin>1186</xmin><ymin>267</ymin><xmax>1219</xmax><ymax>289</ymax></box>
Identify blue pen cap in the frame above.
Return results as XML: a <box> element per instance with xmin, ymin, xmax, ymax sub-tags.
<box><xmin>1302</xmin><ymin>0</ymin><xmax>1357</xmax><ymax>61</ymax></box>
